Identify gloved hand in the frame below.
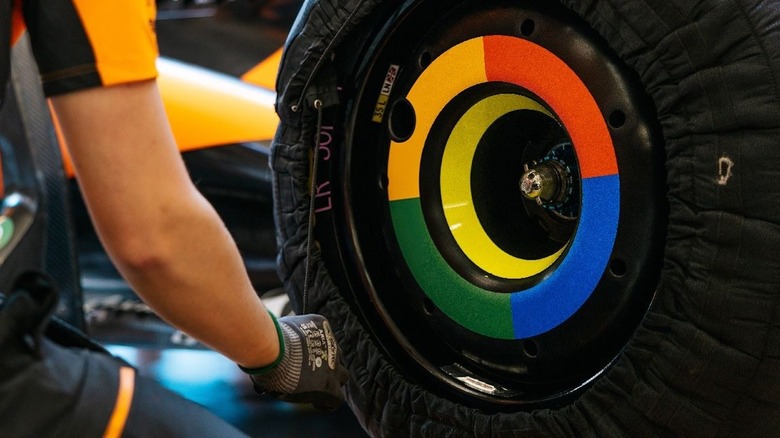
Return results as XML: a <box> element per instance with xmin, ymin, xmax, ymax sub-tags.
<box><xmin>241</xmin><ymin>313</ymin><xmax>349</xmax><ymax>411</ymax></box>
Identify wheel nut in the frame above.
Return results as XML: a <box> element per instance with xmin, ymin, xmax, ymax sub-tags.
<box><xmin>520</xmin><ymin>161</ymin><xmax>567</xmax><ymax>205</ymax></box>
<box><xmin>520</xmin><ymin>169</ymin><xmax>544</xmax><ymax>200</ymax></box>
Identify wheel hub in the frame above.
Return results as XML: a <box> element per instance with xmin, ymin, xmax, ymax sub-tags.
<box><xmin>520</xmin><ymin>157</ymin><xmax>569</xmax><ymax>207</ymax></box>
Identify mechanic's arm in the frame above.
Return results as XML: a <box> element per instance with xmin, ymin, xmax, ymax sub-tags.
<box><xmin>50</xmin><ymin>79</ymin><xmax>281</xmax><ymax>368</ymax></box>
<box><xmin>51</xmin><ymin>79</ymin><xmax>348</xmax><ymax>409</ymax></box>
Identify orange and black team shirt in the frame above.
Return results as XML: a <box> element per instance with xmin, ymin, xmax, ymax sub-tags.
<box><xmin>11</xmin><ymin>0</ymin><xmax>159</xmax><ymax>97</ymax></box>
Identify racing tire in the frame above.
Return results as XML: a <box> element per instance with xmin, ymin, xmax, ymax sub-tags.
<box><xmin>270</xmin><ymin>0</ymin><xmax>780</xmax><ymax>436</ymax></box>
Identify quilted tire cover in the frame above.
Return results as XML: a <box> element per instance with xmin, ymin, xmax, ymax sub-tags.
<box><xmin>270</xmin><ymin>0</ymin><xmax>780</xmax><ymax>436</ymax></box>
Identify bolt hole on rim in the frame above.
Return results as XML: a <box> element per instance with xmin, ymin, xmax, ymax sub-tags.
<box><xmin>521</xmin><ymin>19</ymin><xmax>535</xmax><ymax>36</ymax></box>
<box><xmin>608</xmin><ymin>110</ymin><xmax>626</xmax><ymax>129</ymax></box>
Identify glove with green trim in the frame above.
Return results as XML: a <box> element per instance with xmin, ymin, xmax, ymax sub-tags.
<box><xmin>241</xmin><ymin>313</ymin><xmax>349</xmax><ymax>411</ymax></box>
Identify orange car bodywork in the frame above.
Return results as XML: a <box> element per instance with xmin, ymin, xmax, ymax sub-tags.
<box><xmin>58</xmin><ymin>51</ymin><xmax>282</xmax><ymax>177</ymax></box>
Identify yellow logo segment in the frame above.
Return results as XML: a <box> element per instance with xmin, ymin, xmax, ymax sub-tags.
<box><xmin>440</xmin><ymin>94</ymin><xmax>565</xmax><ymax>279</ymax></box>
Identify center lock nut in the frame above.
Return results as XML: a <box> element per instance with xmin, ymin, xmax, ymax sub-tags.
<box><xmin>520</xmin><ymin>160</ymin><xmax>570</xmax><ymax>206</ymax></box>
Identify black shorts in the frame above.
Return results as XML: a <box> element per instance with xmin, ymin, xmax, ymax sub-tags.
<box><xmin>12</xmin><ymin>0</ymin><xmax>159</xmax><ymax>97</ymax></box>
<box><xmin>0</xmin><ymin>276</ymin><xmax>248</xmax><ymax>437</ymax></box>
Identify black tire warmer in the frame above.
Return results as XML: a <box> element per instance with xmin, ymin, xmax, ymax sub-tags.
<box><xmin>270</xmin><ymin>0</ymin><xmax>780</xmax><ymax>436</ymax></box>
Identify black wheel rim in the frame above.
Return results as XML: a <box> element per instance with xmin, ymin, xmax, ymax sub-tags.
<box><xmin>324</xmin><ymin>0</ymin><xmax>666</xmax><ymax>410</ymax></box>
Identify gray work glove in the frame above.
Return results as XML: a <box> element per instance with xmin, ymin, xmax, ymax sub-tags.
<box><xmin>241</xmin><ymin>313</ymin><xmax>349</xmax><ymax>411</ymax></box>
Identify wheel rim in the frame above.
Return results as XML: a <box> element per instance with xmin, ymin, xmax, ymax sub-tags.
<box><xmin>388</xmin><ymin>35</ymin><xmax>621</xmax><ymax>339</ymax></box>
<box><xmin>326</xmin><ymin>0</ymin><xmax>666</xmax><ymax>409</ymax></box>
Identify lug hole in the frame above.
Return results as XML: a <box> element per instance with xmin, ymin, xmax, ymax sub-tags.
<box><xmin>522</xmin><ymin>339</ymin><xmax>539</xmax><ymax>358</ymax></box>
<box><xmin>520</xmin><ymin>19</ymin><xmax>536</xmax><ymax>36</ymax></box>
<box><xmin>610</xmin><ymin>258</ymin><xmax>627</xmax><ymax>277</ymax></box>
<box><xmin>388</xmin><ymin>99</ymin><xmax>416</xmax><ymax>142</ymax></box>
<box><xmin>419</xmin><ymin>51</ymin><xmax>433</xmax><ymax>69</ymax></box>
<box><xmin>609</xmin><ymin>110</ymin><xmax>626</xmax><ymax>129</ymax></box>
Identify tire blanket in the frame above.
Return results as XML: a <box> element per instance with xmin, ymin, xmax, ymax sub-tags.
<box><xmin>270</xmin><ymin>0</ymin><xmax>780</xmax><ymax>436</ymax></box>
